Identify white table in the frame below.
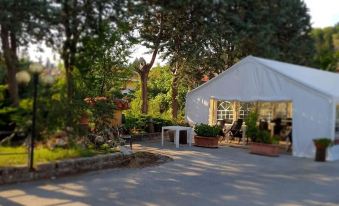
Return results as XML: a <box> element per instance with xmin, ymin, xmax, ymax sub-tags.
<box><xmin>161</xmin><ymin>126</ymin><xmax>193</xmax><ymax>148</ymax></box>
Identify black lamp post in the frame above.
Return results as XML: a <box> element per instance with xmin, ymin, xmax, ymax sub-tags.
<box><xmin>28</xmin><ymin>63</ymin><xmax>44</xmax><ymax>171</ymax></box>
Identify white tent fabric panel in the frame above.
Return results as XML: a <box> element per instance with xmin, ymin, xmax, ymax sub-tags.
<box><xmin>291</xmin><ymin>91</ymin><xmax>333</xmax><ymax>158</ymax></box>
<box><xmin>255</xmin><ymin>58</ymin><xmax>339</xmax><ymax>99</ymax></box>
<box><xmin>185</xmin><ymin>56</ymin><xmax>339</xmax><ymax>160</ymax></box>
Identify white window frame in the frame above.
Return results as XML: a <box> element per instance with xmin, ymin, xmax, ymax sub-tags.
<box><xmin>217</xmin><ymin>101</ymin><xmax>233</xmax><ymax>122</ymax></box>
<box><xmin>239</xmin><ymin>102</ymin><xmax>254</xmax><ymax>120</ymax></box>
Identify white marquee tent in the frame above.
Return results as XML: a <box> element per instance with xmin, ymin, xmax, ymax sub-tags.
<box><xmin>185</xmin><ymin>56</ymin><xmax>339</xmax><ymax>160</ymax></box>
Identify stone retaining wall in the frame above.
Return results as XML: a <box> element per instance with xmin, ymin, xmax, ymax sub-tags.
<box><xmin>0</xmin><ymin>153</ymin><xmax>129</xmax><ymax>185</ymax></box>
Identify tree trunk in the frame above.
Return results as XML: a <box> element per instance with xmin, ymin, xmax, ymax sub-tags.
<box><xmin>62</xmin><ymin>47</ymin><xmax>72</xmax><ymax>103</ymax></box>
<box><xmin>140</xmin><ymin>72</ymin><xmax>149</xmax><ymax>114</ymax></box>
<box><xmin>134</xmin><ymin>12</ymin><xmax>163</xmax><ymax>115</ymax></box>
<box><xmin>61</xmin><ymin>0</ymin><xmax>79</xmax><ymax>104</ymax></box>
<box><xmin>0</xmin><ymin>26</ymin><xmax>19</xmax><ymax>106</ymax></box>
<box><xmin>65</xmin><ymin>65</ymin><xmax>73</xmax><ymax>102</ymax></box>
<box><xmin>61</xmin><ymin>42</ymin><xmax>77</xmax><ymax>104</ymax></box>
<box><xmin>171</xmin><ymin>74</ymin><xmax>179</xmax><ymax>120</ymax></box>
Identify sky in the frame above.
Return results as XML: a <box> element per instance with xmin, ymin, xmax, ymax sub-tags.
<box><xmin>304</xmin><ymin>0</ymin><xmax>339</xmax><ymax>28</ymax></box>
<box><xmin>28</xmin><ymin>0</ymin><xmax>339</xmax><ymax>65</ymax></box>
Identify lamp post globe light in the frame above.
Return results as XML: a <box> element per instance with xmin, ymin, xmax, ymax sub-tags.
<box><xmin>16</xmin><ymin>62</ymin><xmax>56</xmax><ymax>171</ymax></box>
<box><xmin>29</xmin><ymin>63</ymin><xmax>44</xmax><ymax>74</ymax></box>
<box><xmin>15</xmin><ymin>71</ymin><xmax>31</xmax><ymax>85</ymax></box>
<box><xmin>29</xmin><ymin>62</ymin><xmax>44</xmax><ymax>171</ymax></box>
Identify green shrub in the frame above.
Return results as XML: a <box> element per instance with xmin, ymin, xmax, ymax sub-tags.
<box><xmin>194</xmin><ymin>123</ymin><xmax>222</xmax><ymax>137</ymax></box>
<box><xmin>271</xmin><ymin>136</ymin><xmax>280</xmax><ymax>144</ymax></box>
<box><xmin>255</xmin><ymin>130</ymin><xmax>271</xmax><ymax>143</ymax></box>
<box><xmin>124</xmin><ymin>114</ymin><xmax>173</xmax><ymax>133</ymax></box>
<box><xmin>245</xmin><ymin>111</ymin><xmax>258</xmax><ymax>140</ymax></box>
<box><xmin>152</xmin><ymin>117</ymin><xmax>173</xmax><ymax>131</ymax></box>
<box><xmin>313</xmin><ymin>138</ymin><xmax>333</xmax><ymax>148</ymax></box>
<box><xmin>255</xmin><ymin>130</ymin><xmax>279</xmax><ymax>144</ymax></box>
<box><xmin>124</xmin><ymin>114</ymin><xmax>149</xmax><ymax>131</ymax></box>
<box><xmin>245</xmin><ymin>111</ymin><xmax>280</xmax><ymax>144</ymax></box>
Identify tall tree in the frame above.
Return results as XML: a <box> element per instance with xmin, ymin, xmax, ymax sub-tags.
<box><xmin>76</xmin><ymin>16</ymin><xmax>132</xmax><ymax>97</ymax></box>
<box><xmin>160</xmin><ymin>0</ymin><xmax>315</xmax><ymax>119</ymax></box>
<box><xmin>0</xmin><ymin>0</ymin><xmax>49</xmax><ymax>106</ymax></box>
<box><xmin>131</xmin><ymin>0</ymin><xmax>165</xmax><ymax>114</ymax></box>
<box><xmin>312</xmin><ymin>24</ymin><xmax>339</xmax><ymax>71</ymax></box>
<box><xmin>229</xmin><ymin>0</ymin><xmax>314</xmax><ymax>66</ymax></box>
<box><xmin>160</xmin><ymin>1</ymin><xmax>227</xmax><ymax>119</ymax></box>
<box><xmin>56</xmin><ymin>0</ymin><xmax>88</xmax><ymax>103</ymax></box>
<box><xmin>50</xmin><ymin>0</ymin><xmax>129</xmax><ymax>101</ymax></box>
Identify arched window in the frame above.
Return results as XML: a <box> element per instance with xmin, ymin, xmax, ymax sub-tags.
<box><xmin>217</xmin><ymin>101</ymin><xmax>233</xmax><ymax>122</ymax></box>
<box><xmin>239</xmin><ymin>102</ymin><xmax>254</xmax><ymax>120</ymax></box>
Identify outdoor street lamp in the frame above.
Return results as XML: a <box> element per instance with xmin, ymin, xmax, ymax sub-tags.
<box><xmin>28</xmin><ymin>63</ymin><xmax>44</xmax><ymax>171</ymax></box>
<box><xmin>16</xmin><ymin>62</ymin><xmax>55</xmax><ymax>171</ymax></box>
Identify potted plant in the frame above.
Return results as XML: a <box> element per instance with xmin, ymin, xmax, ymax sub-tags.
<box><xmin>79</xmin><ymin>111</ymin><xmax>90</xmax><ymax>125</ymax></box>
<box><xmin>244</xmin><ymin>111</ymin><xmax>280</xmax><ymax>157</ymax></box>
<box><xmin>194</xmin><ymin>124</ymin><xmax>222</xmax><ymax>148</ymax></box>
<box><xmin>245</xmin><ymin>112</ymin><xmax>259</xmax><ymax>142</ymax></box>
<box><xmin>313</xmin><ymin>138</ymin><xmax>333</xmax><ymax>162</ymax></box>
<box><xmin>250</xmin><ymin>130</ymin><xmax>280</xmax><ymax>157</ymax></box>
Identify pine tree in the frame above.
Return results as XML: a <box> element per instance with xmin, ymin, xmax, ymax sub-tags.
<box><xmin>0</xmin><ymin>0</ymin><xmax>50</xmax><ymax>106</ymax></box>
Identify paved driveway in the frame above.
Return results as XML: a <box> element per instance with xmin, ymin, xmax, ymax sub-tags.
<box><xmin>1</xmin><ymin>143</ymin><xmax>339</xmax><ymax>206</ymax></box>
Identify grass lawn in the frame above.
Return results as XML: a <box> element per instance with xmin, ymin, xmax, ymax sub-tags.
<box><xmin>0</xmin><ymin>146</ymin><xmax>113</xmax><ymax>167</ymax></box>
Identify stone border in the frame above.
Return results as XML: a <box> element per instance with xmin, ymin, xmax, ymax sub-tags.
<box><xmin>0</xmin><ymin>152</ymin><xmax>171</xmax><ymax>185</ymax></box>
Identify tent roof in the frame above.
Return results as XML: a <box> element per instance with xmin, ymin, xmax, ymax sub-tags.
<box><xmin>189</xmin><ymin>56</ymin><xmax>339</xmax><ymax>99</ymax></box>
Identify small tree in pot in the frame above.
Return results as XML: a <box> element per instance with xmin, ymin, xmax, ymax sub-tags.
<box><xmin>245</xmin><ymin>111</ymin><xmax>280</xmax><ymax>157</ymax></box>
<box><xmin>250</xmin><ymin>130</ymin><xmax>280</xmax><ymax>157</ymax></box>
<box><xmin>245</xmin><ymin>112</ymin><xmax>259</xmax><ymax>142</ymax></box>
<box><xmin>313</xmin><ymin>138</ymin><xmax>333</xmax><ymax>162</ymax></box>
<box><xmin>194</xmin><ymin>124</ymin><xmax>222</xmax><ymax>148</ymax></box>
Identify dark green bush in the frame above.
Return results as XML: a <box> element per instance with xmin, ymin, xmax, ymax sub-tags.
<box><xmin>245</xmin><ymin>111</ymin><xmax>279</xmax><ymax>144</ymax></box>
<box><xmin>194</xmin><ymin>123</ymin><xmax>222</xmax><ymax>137</ymax></box>
<box><xmin>124</xmin><ymin>114</ymin><xmax>173</xmax><ymax>133</ymax></box>
<box><xmin>313</xmin><ymin>138</ymin><xmax>333</xmax><ymax>148</ymax></box>
<box><xmin>152</xmin><ymin>117</ymin><xmax>173</xmax><ymax>132</ymax></box>
<box><xmin>255</xmin><ymin>130</ymin><xmax>271</xmax><ymax>143</ymax></box>
<box><xmin>254</xmin><ymin>130</ymin><xmax>279</xmax><ymax>144</ymax></box>
<box><xmin>245</xmin><ymin>111</ymin><xmax>258</xmax><ymax>140</ymax></box>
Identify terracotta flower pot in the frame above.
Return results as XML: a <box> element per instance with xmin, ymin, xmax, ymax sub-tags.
<box><xmin>314</xmin><ymin>147</ymin><xmax>327</xmax><ymax>162</ymax></box>
<box><xmin>194</xmin><ymin>135</ymin><xmax>219</xmax><ymax>148</ymax></box>
<box><xmin>313</xmin><ymin>143</ymin><xmax>328</xmax><ymax>162</ymax></box>
<box><xmin>313</xmin><ymin>139</ymin><xmax>332</xmax><ymax>162</ymax></box>
<box><xmin>79</xmin><ymin>113</ymin><xmax>89</xmax><ymax>125</ymax></box>
<box><xmin>250</xmin><ymin>142</ymin><xmax>280</xmax><ymax>157</ymax></box>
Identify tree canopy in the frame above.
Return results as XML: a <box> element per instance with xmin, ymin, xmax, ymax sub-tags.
<box><xmin>312</xmin><ymin>24</ymin><xmax>339</xmax><ymax>71</ymax></box>
<box><xmin>0</xmin><ymin>0</ymin><xmax>332</xmax><ymax>134</ymax></box>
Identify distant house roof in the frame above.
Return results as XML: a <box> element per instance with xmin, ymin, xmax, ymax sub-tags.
<box><xmin>201</xmin><ymin>75</ymin><xmax>209</xmax><ymax>82</ymax></box>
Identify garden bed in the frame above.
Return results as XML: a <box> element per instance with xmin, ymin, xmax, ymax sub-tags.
<box><xmin>0</xmin><ymin>146</ymin><xmax>110</xmax><ymax>167</ymax></box>
<box><xmin>0</xmin><ymin>151</ymin><xmax>172</xmax><ymax>185</ymax></box>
